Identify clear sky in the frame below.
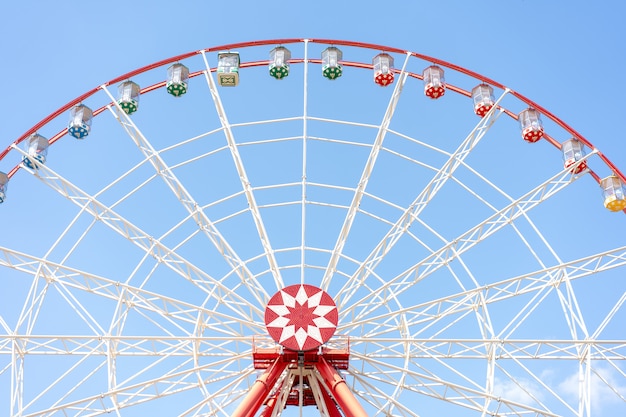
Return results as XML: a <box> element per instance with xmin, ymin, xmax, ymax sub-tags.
<box><xmin>1</xmin><ymin>1</ymin><xmax>625</xmax><ymax>417</ymax></box>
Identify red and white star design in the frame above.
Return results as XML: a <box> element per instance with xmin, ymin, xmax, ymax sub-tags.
<box><xmin>264</xmin><ymin>284</ymin><xmax>338</xmax><ymax>351</ymax></box>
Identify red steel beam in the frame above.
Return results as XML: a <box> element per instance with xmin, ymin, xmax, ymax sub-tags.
<box><xmin>316</xmin><ymin>356</ymin><xmax>368</xmax><ymax>417</ymax></box>
<box><xmin>259</xmin><ymin>387</ymin><xmax>281</xmax><ymax>417</ymax></box>
<box><xmin>231</xmin><ymin>358</ymin><xmax>287</xmax><ymax>417</ymax></box>
<box><xmin>320</xmin><ymin>380</ymin><xmax>345</xmax><ymax>417</ymax></box>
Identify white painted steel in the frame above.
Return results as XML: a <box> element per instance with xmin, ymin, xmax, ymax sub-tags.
<box><xmin>0</xmin><ymin>40</ymin><xmax>624</xmax><ymax>417</ymax></box>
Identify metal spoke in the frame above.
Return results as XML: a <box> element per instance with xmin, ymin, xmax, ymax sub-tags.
<box><xmin>341</xmin><ymin>162</ymin><xmax>586</xmax><ymax>323</ymax></box>
<box><xmin>18</xmin><ymin>356</ymin><xmax>252</xmax><ymax>417</ymax></box>
<box><xmin>335</xmin><ymin>89</ymin><xmax>509</xmax><ymax>307</ymax></box>
<box><xmin>320</xmin><ymin>52</ymin><xmax>412</xmax><ymax>291</ymax></box>
<box><xmin>101</xmin><ymin>86</ymin><xmax>271</xmax><ymax>308</ymax></box>
<box><xmin>0</xmin><ymin>246</ymin><xmax>264</xmax><ymax>335</ymax></box>
<box><xmin>351</xmin><ymin>352</ymin><xmax>562</xmax><ymax>417</ymax></box>
<box><xmin>200</xmin><ymin>51</ymin><xmax>283</xmax><ymax>292</ymax></box>
<box><xmin>8</xmin><ymin>149</ymin><xmax>262</xmax><ymax>323</ymax></box>
<box><xmin>340</xmin><ymin>244</ymin><xmax>626</xmax><ymax>337</ymax></box>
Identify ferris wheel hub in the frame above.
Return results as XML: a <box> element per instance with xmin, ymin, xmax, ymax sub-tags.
<box><xmin>264</xmin><ymin>284</ymin><xmax>338</xmax><ymax>351</ymax></box>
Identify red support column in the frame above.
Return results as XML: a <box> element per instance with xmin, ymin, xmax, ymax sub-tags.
<box><xmin>259</xmin><ymin>377</ymin><xmax>286</xmax><ymax>417</ymax></box>
<box><xmin>232</xmin><ymin>358</ymin><xmax>287</xmax><ymax>417</ymax></box>
<box><xmin>316</xmin><ymin>357</ymin><xmax>368</xmax><ymax>417</ymax></box>
<box><xmin>320</xmin><ymin>379</ymin><xmax>344</xmax><ymax>417</ymax></box>
<box><xmin>259</xmin><ymin>394</ymin><xmax>279</xmax><ymax>417</ymax></box>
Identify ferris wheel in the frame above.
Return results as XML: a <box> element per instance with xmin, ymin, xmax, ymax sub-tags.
<box><xmin>0</xmin><ymin>38</ymin><xmax>625</xmax><ymax>417</ymax></box>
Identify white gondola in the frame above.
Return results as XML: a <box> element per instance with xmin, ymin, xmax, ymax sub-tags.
<box><xmin>562</xmin><ymin>138</ymin><xmax>586</xmax><ymax>174</ymax></box>
<box><xmin>167</xmin><ymin>63</ymin><xmax>189</xmax><ymax>97</ymax></box>
<box><xmin>217</xmin><ymin>52</ymin><xmax>240</xmax><ymax>86</ymax></box>
<box><xmin>423</xmin><ymin>65</ymin><xmax>445</xmax><ymax>99</ymax></box>
<box><xmin>22</xmin><ymin>134</ymin><xmax>48</xmax><ymax>169</ymax></box>
<box><xmin>471</xmin><ymin>84</ymin><xmax>494</xmax><ymax>117</ymax></box>
<box><xmin>68</xmin><ymin>104</ymin><xmax>93</xmax><ymax>139</ymax></box>
<box><xmin>518</xmin><ymin>108</ymin><xmax>544</xmax><ymax>143</ymax></box>
<box><xmin>322</xmin><ymin>47</ymin><xmax>342</xmax><ymax>80</ymax></box>
<box><xmin>372</xmin><ymin>53</ymin><xmax>394</xmax><ymax>86</ymax></box>
<box><xmin>117</xmin><ymin>81</ymin><xmax>140</xmax><ymax>115</ymax></box>
<box><xmin>269</xmin><ymin>46</ymin><xmax>291</xmax><ymax>79</ymax></box>
<box><xmin>0</xmin><ymin>171</ymin><xmax>8</xmax><ymax>203</ymax></box>
<box><xmin>601</xmin><ymin>176</ymin><xmax>626</xmax><ymax>212</ymax></box>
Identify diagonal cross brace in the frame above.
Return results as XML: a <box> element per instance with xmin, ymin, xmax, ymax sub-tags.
<box><xmin>336</xmin><ymin>89</ymin><xmax>509</xmax><ymax>307</ymax></box>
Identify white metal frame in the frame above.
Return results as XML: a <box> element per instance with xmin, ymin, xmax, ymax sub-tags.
<box><xmin>1</xmin><ymin>40</ymin><xmax>624</xmax><ymax>417</ymax></box>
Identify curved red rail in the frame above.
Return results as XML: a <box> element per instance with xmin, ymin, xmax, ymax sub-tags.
<box><xmin>2</xmin><ymin>38</ymin><xmax>623</xmax><ymax>187</ymax></box>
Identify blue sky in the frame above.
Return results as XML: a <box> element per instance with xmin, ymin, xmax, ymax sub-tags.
<box><xmin>1</xmin><ymin>1</ymin><xmax>625</xmax><ymax>417</ymax></box>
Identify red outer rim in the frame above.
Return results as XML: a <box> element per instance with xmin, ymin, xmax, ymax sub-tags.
<box><xmin>2</xmin><ymin>38</ymin><xmax>622</xmax><ymax>187</ymax></box>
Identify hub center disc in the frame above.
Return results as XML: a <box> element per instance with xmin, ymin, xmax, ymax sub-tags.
<box><xmin>264</xmin><ymin>284</ymin><xmax>338</xmax><ymax>351</ymax></box>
